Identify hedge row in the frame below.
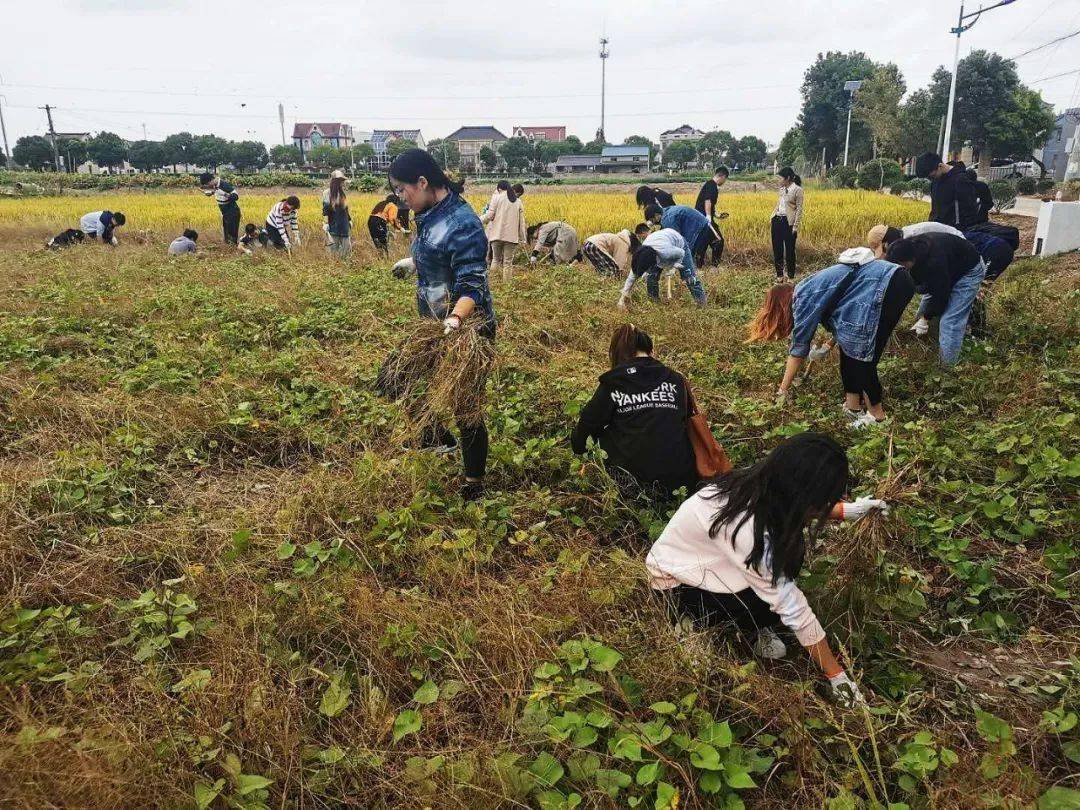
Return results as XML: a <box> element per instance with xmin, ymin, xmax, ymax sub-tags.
<box><xmin>0</xmin><ymin>170</ymin><xmax>385</xmax><ymax>192</ymax></box>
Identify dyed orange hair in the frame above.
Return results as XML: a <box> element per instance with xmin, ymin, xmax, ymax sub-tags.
<box><xmin>746</xmin><ymin>284</ymin><xmax>794</xmax><ymax>342</ymax></box>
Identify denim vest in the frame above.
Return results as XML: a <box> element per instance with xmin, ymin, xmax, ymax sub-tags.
<box><xmin>791</xmin><ymin>259</ymin><xmax>900</xmax><ymax>361</ymax></box>
<box><xmin>660</xmin><ymin>205</ymin><xmax>709</xmax><ymax>250</ymax></box>
<box><xmin>412</xmin><ymin>192</ymin><xmax>496</xmax><ymax>336</ymax></box>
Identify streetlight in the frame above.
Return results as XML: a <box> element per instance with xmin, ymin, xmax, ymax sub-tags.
<box><xmin>941</xmin><ymin>0</ymin><xmax>1018</xmax><ymax>160</ymax></box>
<box><xmin>843</xmin><ymin>80</ymin><xmax>863</xmax><ymax>167</ymax></box>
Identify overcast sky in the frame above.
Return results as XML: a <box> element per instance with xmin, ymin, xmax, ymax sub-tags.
<box><xmin>3</xmin><ymin>0</ymin><xmax>1079</xmax><ymax>152</ymax></box>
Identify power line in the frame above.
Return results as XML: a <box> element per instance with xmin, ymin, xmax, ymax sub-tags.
<box><xmin>1030</xmin><ymin>67</ymin><xmax>1080</xmax><ymax>83</ymax></box>
<box><xmin>1010</xmin><ymin>29</ymin><xmax>1080</xmax><ymax>60</ymax></box>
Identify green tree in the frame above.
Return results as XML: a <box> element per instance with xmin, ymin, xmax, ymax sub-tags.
<box><xmin>663</xmin><ymin>140</ymin><xmax>698</xmax><ymax>169</ymax></box>
<box><xmin>499</xmin><ymin>137</ymin><xmax>537</xmax><ymax>171</ymax></box>
<box><xmin>191</xmin><ymin>134</ymin><xmax>231</xmax><ymax>170</ymax></box>
<box><xmin>562</xmin><ymin>136</ymin><xmax>584</xmax><ymax>154</ymax></box>
<box><xmin>270</xmin><ymin>144</ymin><xmax>302</xmax><ymax>168</ymax></box>
<box><xmin>697</xmin><ymin>130</ymin><xmax>735</xmax><ymax>166</ymax></box>
<box><xmin>163</xmin><ymin>132</ymin><xmax>195</xmax><ymax>172</ymax></box>
<box><xmin>855</xmin><ymin>63</ymin><xmax>907</xmax><ymax>158</ymax></box>
<box><xmin>351</xmin><ymin>142</ymin><xmax>375</xmax><ymax>168</ymax></box>
<box><xmin>478</xmin><ymin>146</ymin><xmax>498</xmax><ymax>171</ymax></box>
<box><xmin>12</xmin><ymin>136</ymin><xmax>55</xmax><ymax>170</ymax></box>
<box><xmin>897</xmin><ymin>87</ymin><xmax>946</xmax><ymax>159</ymax></box>
<box><xmin>732</xmin><ymin>135</ymin><xmax>768</xmax><ymax>168</ymax></box>
<box><xmin>87</xmin><ymin>131</ymin><xmax>128</xmax><ymax>172</ymax></box>
<box><xmin>127</xmin><ymin>140</ymin><xmax>167</xmax><ymax>172</ymax></box>
<box><xmin>308</xmin><ymin>144</ymin><xmax>350</xmax><ymax>169</ymax></box>
<box><xmin>537</xmin><ymin>139</ymin><xmax>567</xmax><ymax>166</ymax></box>
<box><xmin>0</xmin><ymin>151</ymin><xmax>5</xmax><ymax>167</ymax></box>
<box><xmin>386</xmin><ymin>138</ymin><xmax>418</xmax><ymax>160</ymax></box>
<box><xmin>426</xmin><ymin>138</ymin><xmax>460</xmax><ymax>170</ymax></box>
<box><xmin>798</xmin><ymin>51</ymin><xmax>877</xmax><ymax>167</ymax></box>
<box><xmin>984</xmin><ymin>86</ymin><xmax>1056</xmax><ymax>166</ymax></box>
<box><xmin>583</xmin><ymin>137</ymin><xmax>609</xmax><ymax>154</ymax></box>
<box><xmin>776</xmin><ymin>127</ymin><xmax>807</xmax><ymax>167</ymax></box>
<box><xmin>230</xmin><ymin>140</ymin><xmax>269</xmax><ymax>172</ymax></box>
<box><xmin>57</xmin><ymin>138</ymin><xmax>88</xmax><ymax>172</ymax></box>
<box><xmin>623</xmin><ymin>134</ymin><xmax>659</xmax><ymax>162</ymax></box>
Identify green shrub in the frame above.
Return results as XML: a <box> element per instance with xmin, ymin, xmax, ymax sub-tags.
<box><xmin>1035</xmin><ymin>178</ymin><xmax>1056</xmax><ymax>195</ymax></box>
<box><xmin>907</xmin><ymin>177</ymin><xmax>931</xmax><ymax>197</ymax></box>
<box><xmin>1015</xmin><ymin>176</ymin><xmax>1036</xmax><ymax>195</ymax></box>
<box><xmin>857</xmin><ymin>159</ymin><xmax>903</xmax><ymax>191</ymax></box>
<box><xmin>826</xmin><ymin>165</ymin><xmax>857</xmax><ymax>189</ymax></box>
<box><xmin>989</xmin><ymin>180</ymin><xmax>1017</xmax><ymax>212</ymax></box>
<box><xmin>889</xmin><ymin>180</ymin><xmax>910</xmax><ymax>196</ymax></box>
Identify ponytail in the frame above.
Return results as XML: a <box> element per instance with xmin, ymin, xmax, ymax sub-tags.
<box><xmin>389</xmin><ymin>148</ymin><xmax>466</xmax><ymax>195</ymax></box>
<box><xmin>609</xmin><ymin>324</ymin><xmax>654</xmax><ymax>369</ymax></box>
<box><xmin>497</xmin><ymin>179</ymin><xmax>518</xmax><ymax>204</ymax></box>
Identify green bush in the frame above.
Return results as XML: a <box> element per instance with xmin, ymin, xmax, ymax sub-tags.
<box><xmin>826</xmin><ymin>165</ymin><xmax>857</xmax><ymax>189</ymax></box>
<box><xmin>857</xmin><ymin>159</ymin><xmax>903</xmax><ymax>191</ymax></box>
<box><xmin>906</xmin><ymin>178</ymin><xmax>931</xmax><ymax>197</ymax></box>
<box><xmin>1035</xmin><ymin>178</ymin><xmax>1056</xmax><ymax>195</ymax></box>
<box><xmin>1015</xmin><ymin>176</ymin><xmax>1036</xmax><ymax>195</ymax></box>
<box><xmin>889</xmin><ymin>180</ymin><xmax>910</xmax><ymax>196</ymax></box>
<box><xmin>989</xmin><ymin>180</ymin><xmax>1017</xmax><ymax>211</ymax></box>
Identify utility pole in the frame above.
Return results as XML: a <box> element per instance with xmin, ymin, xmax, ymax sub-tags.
<box><xmin>40</xmin><ymin>104</ymin><xmax>61</xmax><ymax>171</ymax></box>
<box><xmin>942</xmin><ymin>0</ymin><xmax>1017</xmax><ymax>160</ymax></box>
<box><xmin>0</xmin><ymin>94</ymin><xmax>10</xmax><ymax>166</ymax></box>
<box><xmin>278</xmin><ymin>103</ymin><xmax>286</xmax><ymax>147</ymax></box>
<box><xmin>842</xmin><ymin>81</ymin><xmax>863</xmax><ymax>167</ymax></box>
<box><xmin>598</xmin><ymin>37</ymin><xmax>609</xmax><ymax>143</ymax></box>
<box><xmin>142</xmin><ymin>122</ymin><xmax>148</xmax><ymax>140</ymax></box>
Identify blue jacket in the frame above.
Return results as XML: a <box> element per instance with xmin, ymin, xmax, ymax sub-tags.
<box><xmin>412</xmin><ymin>191</ymin><xmax>495</xmax><ymax>336</ymax></box>
<box><xmin>790</xmin><ymin>253</ymin><xmax>901</xmax><ymax>362</ymax></box>
<box><xmin>659</xmin><ymin>205</ymin><xmax>708</xmax><ymax>276</ymax></box>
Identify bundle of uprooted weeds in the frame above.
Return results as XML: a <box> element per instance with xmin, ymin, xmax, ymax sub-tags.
<box><xmin>377</xmin><ymin>319</ymin><xmax>494</xmax><ymax>441</ymax></box>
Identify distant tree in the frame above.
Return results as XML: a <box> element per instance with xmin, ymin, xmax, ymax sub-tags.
<box><xmin>855</xmin><ymin>63</ymin><xmax>907</xmax><ymax>158</ymax></box>
<box><xmin>12</xmin><ymin>136</ymin><xmax>55</xmax><ymax>170</ymax></box>
<box><xmin>583</xmin><ymin>137</ymin><xmax>609</xmax><ymax>154</ymax></box>
<box><xmin>562</xmin><ymin>135</ymin><xmax>584</xmax><ymax>154</ymax></box>
<box><xmin>663</xmin><ymin>140</ymin><xmax>698</xmax><ymax>169</ymax></box>
<box><xmin>776</xmin><ymin>126</ymin><xmax>807</xmax><ymax>167</ymax></box>
<box><xmin>478</xmin><ymin>146</ymin><xmax>498</xmax><ymax>171</ymax></box>
<box><xmin>270</xmin><ymin>144</ymin><xmax>302</xmax><ymax>168</ymax></box>
<box><xmin>697</xmin><ymin>130</ymin><xmax>735</xmax><ymax>165</ymax></box>
<box><xmin>0</xmin><ymin>151</ymin><xmax>5</xmax><ymax>168</ymax></box>
<box><xmin>985</xmin><ymin>86</ymin><xmax>1056</xmax><ymax>165</ymax></box>
<box><xmin>732</xmin><ymin>135</ymin><xmax>768</xmax><ymax>168</ymax></box>
<box><xmin>128</xmin><ymin>140</ymin><xmax>167</xmax><ymax>172</ymax></box>
<box><xmin>499</xmin><ymin>136</ymin><xmax>537</xmax><ymax>171</ymax></box>
<box><xmin>163</xmin><ymin>132</ymin><xmax>195</xmax><ymax>172</ymax></box>
<box><xmin>308</xmin><ymin>144</ymin><xmax>350</xmax><ymax>169</ymax></box>
<box><xmin>623</xmin><ymin>134</ymin><xmax>659</xmax><ymax>163</ymax></box>
<box><xmin>350</xmin><ymin>142</ymin><xmax>376</xmax><ymax>168</ymax></box>
<box><xmin>191</xmin><ymin>134</ymin><xmax>231</xmax><ymax>170</ymax></box>
<box><xmin>897</xmin><ymin>87</ymin><xmax>946</xmax><ymax>159</ymax></box>
<box><xmin>537</xmin><ymin>139</ymin><xmax>567</xmax><ymax>166</ymax></box>
<box><xmin>231</xmin><ymin>140</ymin><xmax>269</xmax><ymax>172</ymax></box>
<box><xmin>426</xmin><ymin>138</ymin><xmax>460</xmax><ymax>170</ymax></box>
<box><xmin>798</xmin><ymin>51</ymin><xmax>877</xmax><ymax>167</ymax></box>
<box><xmin>386</xmin><ymin>138</ymin><xmax>417</xmax><ymax>160</ymax></box>
<box><xmin>58</xmin><ymin>137</ymin><xmax>88</xmax><ymax>172</ymax></box>
<box><xmin>87</xmin><ymin>131</ymin><xmax>128</xmax><ymax>173</ymax></box>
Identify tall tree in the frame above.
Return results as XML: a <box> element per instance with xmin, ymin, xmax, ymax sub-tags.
<box><xmin>662</xmin><ymin>140</ymin><xmax>698</xmax><ymax>169</ymax></box>
<box><xmin>230</xmin><ymin>140</ymin><xmax>269</xmax><ymax>172</ymax></box>
<box><xmin>163</xmin><ymin>132</ymin><xmax>194</xmax><ymax>172</ymax></box>
<box><xmin>798</xmin><ymin>51</ymin><xmax>877</xmax><ymax>167</ymax></box>
<box><xmin>498</xmin><ymin>137</ymin><xmax>537</xmax><ymax>171</ymax></box>
<box><xmin>87</xmin><ymin>131</ymin><xmax>128</xmax><ymax>173</ymax></box>
<box><xmin>562</xmin><ymin>136</ymin><xmax>584</xmax><ymax>154</ymax></box>
<box><xmin>776</xmin><ymin>127</ymin><xmax>807</xmax><ymax>168</ymax></box>
<box><xmin>128</xmin><ymin>140</ymin><xmax>167</xmax><ymax>172</ymax></box>
<box><xmin>351</xmin><ymin>142</ymin><xmax>376</xmax><ymax>168</ymax></box>
<box><xmin>308</xmin><ymin>144</ymin><xmax>350</xmax><ymax>169</ymax></box>
<box><xmin>478</xmin><ymin>146</ymin><xmax>498</xmax><ymax>171</ymax></box>
<box><xmin>732</xmin><ymin>135</ymin><xmax>768</xmax><ymax>168</ymax></box>
<box><xmin>191</xmin><ymin>134</ymin><xmax>231</xmax><ymax>170</ymax></box>
<box><xmin>623</xmin><ymin>134</ymin><xmax>659</xmax><ymax>162</ymax></box>
<box><xmin>12</xmin><ymin>136</ymin><xmax>54</xmax><ymax>170</ymax></box>
<box><xmin>583</xmin><ymin>137</ymin><xmax>609</xmax><ymax>154</ymax></box>
<box><xmin>57</xmin><ymin>137</ymin><xmax>88</xmax><ymax>172</ymax></box>
<box><xmin>386</xmin><ymin>138</ymin><xmax>417</xmax><ymax>160</ymax></box>
<box><xmin>855</xmin><ymin>63</ymin><xmax>907</xmax><ymax>158</ymax></box>
<box><xmin>270</xmin><ymin>144</ymin><xmax>302</xmax><ymax>168</ymax></box>
<box><xmin>697</xmin><ymin>130</ymin><xmax>735</xmax><ymax>166</ymax></box>
<box><xmin>897</xmin><ymin>87</ymin><xmax>946</xmax><ymax>159</ymax></box>
<box><xmin>985</xmin><ymin>86</ymin><xmax>1056</xmax><ymax>166</ymax></box>
<box><xmin>425</xmin><ymin>139</ymin><xmax>459</xmax><ymax>170</ymax></box>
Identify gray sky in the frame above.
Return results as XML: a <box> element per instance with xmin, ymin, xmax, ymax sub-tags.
<box><xmin>3</xmin><ymin>0</ymin><xmax>1079</xmax><ymax>150</ymax></box>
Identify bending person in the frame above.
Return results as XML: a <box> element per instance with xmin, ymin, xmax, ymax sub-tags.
<box><xmin>80</xmin><ymin>210</ymin><xmax>126</xmax><ymax>245</ymax></box>
<box><xmin>618</xmin><ymin>228</ymin><xmax>706</xmax><ymax>308</ymax></box>
<box><xmin>647</xmin><ymin>432</ymin><xmax>887</xmax><ymax>705</ymax></box>
<box><xmin>635</xmin><ymin>185</ymin><xmax>676</xmax><ymax>209</ymax></box>
<box><xmin>754</xmin><ymin>247</ymin><xmax>914</xmax><ymax>427</ymax></box>
<box><xmin>529</xmin><ymin>221</ymin><xmax>580</xmax><ymax>265</ymax></box>
<box><xmin>582</xmin><ymin>224</ymin><xmax>649</xmax><ymax>277</ymax></box>
<box><xmin>571</xmin><ymin>324</ymin><xmax>698</xmax><ymax>498</ymax></box>
<box><xmin>265</xmin><ymin>196</ymin><xmax>300</xmax><ymax>251</ymax></box>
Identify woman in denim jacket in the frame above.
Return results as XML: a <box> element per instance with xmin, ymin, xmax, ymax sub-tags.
<box><xmin>750</xmin><ymin>247</ymin><xmax>914</xmax><ymax>428</ymax></box>
<box><xmin>388</xmin><ymin>149</ymin><xmax>496</xmax><ymax>500</ymax></box>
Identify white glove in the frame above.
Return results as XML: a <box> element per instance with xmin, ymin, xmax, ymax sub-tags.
<box><xmin>110</xmin><ymin>237</ymin><xmax>118</xmax><ymax>246</ymax></box>
<box><xmin>841</xmin><ymin>497</ymin><xmax>889</xmax><ymax>521</ymax></box>
<box><xmin>616</xmin><ymin>293</ymin><xmax>630</xmax><ymax>311</ymax></box>
<box><xmin>775</xmin><ymin>387</ymin><xmax>790</xmax><ymax>406</ymax></box>
<box><xmin>829</xmin><ymin>671</ymin><xmax>865</xmax><ymax>707</ymax></box>
<box><xmin>911</xmin><ymin>317</ymin><xmax>929</xmax><ymax>336</ymax></box>
<box><xmin>808</xmin><ymin>343</ymin><xmax>831</xmax><ymax>361</ymax></box>
<box><xmin>391</xmin><ymin>258</ymin><xmax>415</xmax><ymax>279</ymax></box>
<box><xmin>530</xmin><ymin>256</ymin><xmax>537</xmax><ymax>264</ymax></box>
<box><xmin>443</xmin><ymin>315</ymin><xmax>462</xmax><ymax>335</ymax></box>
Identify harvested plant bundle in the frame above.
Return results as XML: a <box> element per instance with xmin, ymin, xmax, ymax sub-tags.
<box><xmin>377</xmin><ymin>319</ymin><xmax>494</xmax><ymax>439</ymax></box>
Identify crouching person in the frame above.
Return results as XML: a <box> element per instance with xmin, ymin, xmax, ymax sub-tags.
<box><xmin>80</xmin><ymin>210</ymin><xmax>125</xmax><ymax>245</ymax></box>
<box><xmin>646</xmin><ymin>432</ymin><xmax>887</xmax><ymax>706</ymax></box>
<box><xmin>617</xmin><ymin>228</ymin><xmax>706</xmax><ymax>309</ymax></box>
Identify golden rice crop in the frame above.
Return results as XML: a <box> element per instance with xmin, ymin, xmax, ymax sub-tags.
<box><xmin>0</xmin><ymin>188</ymin><xmax>928</xmax><ymax>253</ymax></box>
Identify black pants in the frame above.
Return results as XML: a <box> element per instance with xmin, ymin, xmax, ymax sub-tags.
<box><xmin>838</xmin><ymin>269</ymin><xmax>915</xmax><ymax>407</ymax></box>
<box><xmin>221</xmin><ymin>206</ymin><xmax>241</xmax><ymax>245</ymax></box>
<box><xmin>666</xmin><ymin>585</ymin><xmax>780</xmax><ymax>638</ymax></box>
<box><xmin>693</xmin><ymin>222</ymin><xmax>724</xmax><ymax>266</ymax></box>
<box><xmin>368</xmin><ymin>216</ymin><xmax>389</xmax><ymax>255</ymax></box>
<box><xmin>770</xmin><ymin>215</ymin><xmax>797</xmax><ymax>279</ymax></box>
<box><xmin>265</xmin><ymin>224</ymin><xmax>288</xmax><ymax>250</ymax></box>
<box><xmin>422</xmin><ymin>423</ymin><xmax>489</xmax><ymax>479</ymax></box>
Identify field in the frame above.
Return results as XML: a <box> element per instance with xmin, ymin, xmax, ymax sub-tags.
<box><xmin>0</xmin><ymin>188</ymin><xmax>1077</xmax><ymax>809</ymax></box>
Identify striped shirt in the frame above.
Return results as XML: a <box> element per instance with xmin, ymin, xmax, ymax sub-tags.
<box><xmin>266</xmin><ymin>201</ymin><xmax>298</xmax><ymax>246</ymax></box>
<box><xmin>203</xmin><ymin>180</ymin><xmax>239</xmax><ymax>212</ymax></box>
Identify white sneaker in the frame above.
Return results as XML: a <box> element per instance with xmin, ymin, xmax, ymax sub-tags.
<box><xmin>849</xmin><ymin>411</ymin><xmax>881</xmax><ymax>430</ymax></box>
<box><xmin>751</xmin><ymin>627</ymin><xmax>787</xmax><ymax>659</ymax></box>
<box><xmin>841</xmin><ymin>406</ymin><xmax>864</xmax><ymax>423</ymax></box>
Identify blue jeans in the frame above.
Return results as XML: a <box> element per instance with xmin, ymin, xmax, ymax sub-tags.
<box><xmin>643</xmin><ymin>266</ymin><xmax>707</xmax><ymax>306</ymax></box>
<box><xmin>920</xmin><ymin>259</ymin><xmax>985</xmax><ymax>366</ymax></box>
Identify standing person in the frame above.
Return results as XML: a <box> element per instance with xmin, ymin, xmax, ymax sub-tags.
<box><xmin>199</xmin><ymin>171</ymin><xmax>241</xmax><ymax>245</ymax></box>
<box><xmin>617</xmin><ymin>227</ymin><xmax>707</xmax><ymax>308</ymax></box>
<box><xmin>265</xmin><ymin>196</ymin><xmax>301</xmax><ymax>251</ymax></box>
<box><xmin>368</xmin><ymin>194</ymin><xmax>405</xmax><ymax>257</ymax></box>
<box><xmin>968</xmin><ymin>168</ymin><xmax>994</xmax><ymax>224</ymax></box>
<box><xmin>388</xmin><ymin>148</ymin><xmax>495</xmax><ymax>500</ymax></box>
<box><xmin>480</xmin><ymin>181</ymin><xmax>527</xmax><ymax>281</ymax></box>
<box><xmin>571</xmin><ymin>324</ymin><xmax>698</xmax><ymax>498</ymax></box>
<box><xmin>885</xmin><ymin>233</ymin><xmax>985</xmax><ymax>366</ymax></box>
<box><xmin>582</xmin><ymin>224</ymin><xmax>649</xmax><ymax>277</ymax></box>
<box><xmin>322</xmin><ymin>173</ymin><xmax>352</xmax><ymax>259</ymax></box>
<box><xmin>635</xmin><ymin>185</ymin><xmax>676</xmax><ymax>209</ymax></box>
<box><xmin>529</xmin><ymin>221</ymin><xmax>581</xmax><ymax>264</ymax></box>
<box><xmin>770</xmin><ymin>167</ymin><xmax>804</xmax><ymax>281</ymax></box>
<box><xmin>751</xmin><ymin>247</ymin><xmax>915</xmax><ymax>427</ymax></box>
<box><xmin>511</xmin><ymin>183</ymin><xmax>526</xmax><ymax>200</ymax></box>
<box><xmin>914</xmin><ymin>153</ymin><xmax>979</xmax><ymax>230</ymax></box>
<box><xmin>646</xmin><ymin>432</ymin><xmax>887</xmax><ymax>705</ymax></box>
<box><xmin>79</xmin><ymin>210</ymin><xmax>126</xmax><ymax>245</ymax></box>
<box><xmin>168</xmin><ymin>229</ymin><xmax>199</xmax><ymax>255</ymax></box>
<box><xmin>694</xmin><ymin>165</ymin><xmax>730</xmax><ymax>265</ymax></box>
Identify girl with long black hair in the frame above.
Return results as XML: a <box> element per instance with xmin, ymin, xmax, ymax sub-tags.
<box><xmin>771</xmin><ymin>167</ymin><xmax>804</xmax><ymax>281</ymax></box>
<box><xmin>647</xmin><ymin>432</ymin><xmax>888</xmax><ymax>705</ymax></box>
<box><xmin>387</xmin><ymin>148</ymin><xmax>495</xmax><ymax>500</ymax></box>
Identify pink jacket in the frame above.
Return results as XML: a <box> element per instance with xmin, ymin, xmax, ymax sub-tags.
<box><xmin>481</xmin><ymin>193</ymin><xmax>527</xmax><ymax>245</ymax></box>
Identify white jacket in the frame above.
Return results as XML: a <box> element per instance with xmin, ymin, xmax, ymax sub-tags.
<box><xmin>620</xmin><ymin>229</ymin><xmax>687</xmax><ymax>297</ymax></box>
<box><xmin>646</xmin><ymin>488</ymin><xmax>826</xmax><ymax>647</ymax></box>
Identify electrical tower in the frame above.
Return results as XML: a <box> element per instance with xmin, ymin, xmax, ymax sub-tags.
<box><xmin>598</xmin><ymin>37</ymin><xmax>609</xmax><ymax>143</ymax></box>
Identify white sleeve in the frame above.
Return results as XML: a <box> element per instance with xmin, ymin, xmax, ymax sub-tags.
<box><xmin>736</xmin><ymin>552</ymin><xmax>825</xmax><ymax>646</ymax></box>
<box><xmin>620</xmin><ymin>270</ymin><xmax>639</xmax><ymax>296</ymax></box>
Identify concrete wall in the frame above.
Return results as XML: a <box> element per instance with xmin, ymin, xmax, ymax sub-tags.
<box><xmin>1034</xmin><ymin>201</ymin><xmax>1080</xmax><ymax>256</ymax></box>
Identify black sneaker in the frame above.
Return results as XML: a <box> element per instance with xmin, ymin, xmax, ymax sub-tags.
<box><xmin>461</xmin><ymin>480</ymin><xmax>485</xmax><ymax>501</ymax></box>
